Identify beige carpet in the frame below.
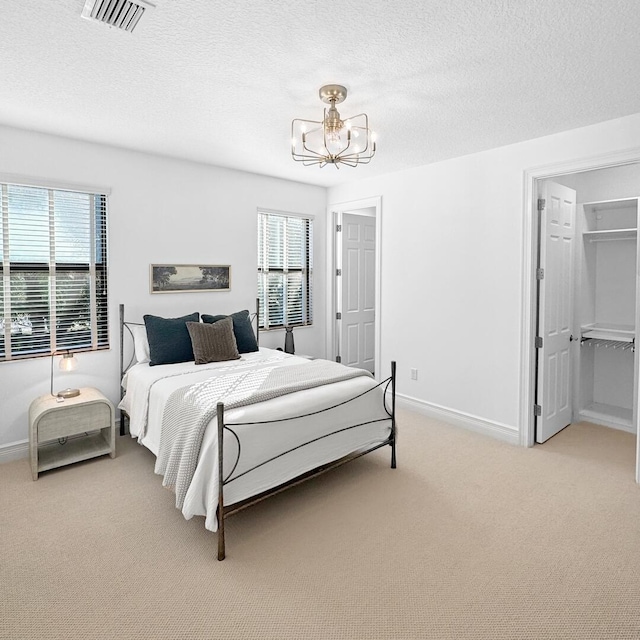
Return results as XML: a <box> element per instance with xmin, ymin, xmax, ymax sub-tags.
<box><xmin>2</xmin><ymin>410</ymin><xmax>640</xmax><ymax>640</ymax></box>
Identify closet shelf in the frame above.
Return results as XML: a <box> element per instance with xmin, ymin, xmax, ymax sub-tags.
<box><xmin>583</xmin><ymin>228</ymin><xmax>637</xmax><ymax>242</ymax></box>
<box><xmin>581</xmin><ymin>324</ymin><xmax>635</xmax><ymax>343</ymax></box>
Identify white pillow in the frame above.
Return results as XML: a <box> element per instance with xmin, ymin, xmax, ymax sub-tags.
<box><xmin>130</xmin><ymin>324</ymin><xmax>150</xmax><ymax>364</ymax></box>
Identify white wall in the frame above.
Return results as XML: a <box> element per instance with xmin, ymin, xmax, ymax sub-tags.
<box><xmin>0</xmin><ymin>125</ymin><xmax>326</xmax><ymax>450</ymax></box>
<box><xmin>328</xmin><ymin>112</ymin><xmax>640</xmax><ymax>440</ymax></box>
<box><xmin>553</xmin><ymin>163</ymin><xmax>640</xmax><ymax>200</ymax></box>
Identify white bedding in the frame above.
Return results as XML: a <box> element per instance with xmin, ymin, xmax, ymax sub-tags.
<box><xmin>120</xmin><ymin>348</ymin><xmax>391</xmax><ymax>531</ymax></box>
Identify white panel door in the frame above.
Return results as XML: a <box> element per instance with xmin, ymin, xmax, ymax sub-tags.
<box><xmin>536</xmin><ymin>181</ymin><xmax>577</xmax><ymax>443</ymax></box>
<box><xmin>340</xmin><ymin>213</ymin><xmax>376</xmax><ymax>373</ymax></box>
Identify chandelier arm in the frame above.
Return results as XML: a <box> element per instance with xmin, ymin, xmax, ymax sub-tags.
<box><xmin>345</xmin><ymin>113</ymin><xmax>372</xmax><ymax>154</ymax></box>
<box><xmin>335</xmin><ymin>149</ymin><xmax>375</xmax><ymax>161</ymax></box>
<box><xmin>296</xmin><ymin>135</ymin><xmax>332</xmax><ymax>160</ymax></box>
<box><xmin>300</xmin><ymin>144</ymin><xmax>329</xmax><ymax>159</ymax></box>
<box><xmin>293</xmin><ymin>156</ymin><xmax>322</xmax><ymax>164</ymax></box>
<box><xmin>291</xmin><ymin>118</ymin><xmax>325</xmax><ymax>161</ymax></box>
<box><xmin>294</xmin><ymin>155</ymin><xmax>326</xmax><ymax>164</ymax></box>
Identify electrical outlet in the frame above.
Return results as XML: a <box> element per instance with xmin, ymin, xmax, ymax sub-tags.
<box><xmin>410</xmin><ymin>368</ymin><xmax>418</xmax><ymax>380</ymax></box>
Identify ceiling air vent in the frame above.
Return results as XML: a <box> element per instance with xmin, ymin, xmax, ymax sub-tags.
<box><xmin>81</xmin><ymin>0</ymin><xmax>154</xmax><ymax>33</ymax></box>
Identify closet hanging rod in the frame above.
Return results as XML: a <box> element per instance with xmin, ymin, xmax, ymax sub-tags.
<box><xmin>580</xmin><ymin>338</ymin><xmax>635</xmax><ymax>351</ymax></box>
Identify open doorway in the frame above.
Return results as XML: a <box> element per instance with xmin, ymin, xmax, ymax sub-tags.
<box><xmin>326</xmin><ymin>197</ymin><xmax>382</xmax><ymax>378</ymax></box>
<box><xmin>526</xmin><ymin>161</ymin><xmax>640</xmax><ymax>480</ymax></box>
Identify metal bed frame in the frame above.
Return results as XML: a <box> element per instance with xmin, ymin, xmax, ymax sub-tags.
<box><xmin>119</xmin><ymin>300</ymin><xmax>397</xmax><ymax>560</ymax></box>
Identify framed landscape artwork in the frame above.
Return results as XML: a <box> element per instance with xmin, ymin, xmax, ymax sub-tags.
<box><xmin>150</xmin><ymin>264</ymin><xmax>231</xmax><ymax>293</ymax></box>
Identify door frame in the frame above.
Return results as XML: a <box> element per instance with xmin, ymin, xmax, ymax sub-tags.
<box><xmin>326</xmin><ymin>196</ymin><xmax>382</xmax><ymax>379</ymax></box>
<box><xmin>521</xmin><ymin>147</ymin><xmax>640</xmax><ymax>481</ymax></box>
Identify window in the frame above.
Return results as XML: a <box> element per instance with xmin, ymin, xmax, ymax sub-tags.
<box><xmin>257</xmin><ymin>210</ymin><xmax>312</xmax><ymax>329</ymax></box>
<box><xmin>0</xmin><ymin>182</ymin><xmax>108</xmax><ymax>361</ymax></box>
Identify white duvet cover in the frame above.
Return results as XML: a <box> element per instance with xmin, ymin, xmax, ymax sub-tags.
<box><xmin>120</xmin><ymin>348</ymin><xmax>391</xmax><ymax>531</ymax></box>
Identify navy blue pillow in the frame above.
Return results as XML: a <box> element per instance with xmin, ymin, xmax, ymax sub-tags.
<box><xmin>201</xmin><ymin>309</ymin><xmax>258</xmax><ymax>353</ymax></box>
<box><xmin>143</xmin><ymin>312</ymin><xmax>200</xmax><ymax>366</ymax></box>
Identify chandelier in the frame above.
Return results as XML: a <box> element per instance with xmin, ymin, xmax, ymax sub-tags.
<box><xmin>291</xmin><ymin>84</ymin><xmax>376</xmax><ymax>168</ymax></box>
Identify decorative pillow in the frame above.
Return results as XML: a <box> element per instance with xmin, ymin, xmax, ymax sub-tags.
<box><xmin>130</xmin><ymin>324</ymin><xmax>150</xmax><ymax>364</ymax></box>
<box><xmin>143</xmin><ymin>312</ymin><xmax>200</xmax><ymax>366</ymax></box>
<box><xmin>186</xmin><ymin>317</ymin><xmax>240</xmax><ymax>365</ymax></box>
<box><xmin>201</xmin><ymin>309</ymin><xmax>259</xmax><ymax>353</ymax></box>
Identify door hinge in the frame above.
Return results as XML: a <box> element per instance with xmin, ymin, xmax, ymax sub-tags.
<box><xmin>336</xmin><ymin>224</ymin><xmax>342</xmax><ymax>232</ymax></box>
<box><xmin>537</xmin><ymin>198</ymin><xmax>546</xmax><ymax>211</ymax></box>
<box><xmin>535</xmin><ymin>336</ymin><xmax>543</xmax><ymax>348</ymax></box>
<box><xmin>336</xmin><ymin>269</ymin><xmax>342</xmax><ymax>276</ymax></box>
<box><xmin>534</xmin><ymin>404</ymin><xmax>542</xmax><ymax>417</ymax></box>
<box><xmin>335</xmin><ymin>355</ymin><xmax>342</xmax><ymax>363</ymax></box>
<box><xmin>536</xmin><ymin>268</ymin><xmax>544</xmax><ymax>280</ymax></box>
<box><xmin>336</xmin><ymin>312</ymin><xmax>342</xmax><ymax>320</ymax></box>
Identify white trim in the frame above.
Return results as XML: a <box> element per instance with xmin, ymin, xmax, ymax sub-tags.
<box><xmin>397</xmin><ymin>393</ymin><xmax>520</xmax><ymax>445</ymax></box>
<box><xmin>326</xmin><ymin>196</ymin><xmax>382</xmax><ymax>378</ymax></box>
<box><xmin>521</xmin><ymin>148</ymin><xmax>640</xmax><ymax>478</ymax></box>
<box><xmin>0</xmin><ymin>172</ymin><xmax>111</xmax><ymax>196</ymax></box>
<box><xmin>0</xmin><ymin>439</ymin><xmax>28</xmax><ymax>463</ymax></box>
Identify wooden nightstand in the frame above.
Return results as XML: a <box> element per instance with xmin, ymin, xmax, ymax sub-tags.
<box><xmin>29</xmin><ymin>387</ymin><xmax>115</xmax><ymax>480</ymax></box>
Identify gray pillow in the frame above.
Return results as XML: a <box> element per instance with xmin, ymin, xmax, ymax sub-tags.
<box><xmin>186</xmin><ymin>317</ymin><xmax>240</xmax><ymax>364</ymax></box>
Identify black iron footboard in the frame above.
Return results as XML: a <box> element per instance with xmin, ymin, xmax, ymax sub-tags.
<box><xmin>118</xmin><ymin>301</ymin><xmax>396</xmax><ymax>561</ymax></box>
<box><xmin>215</xmin><ymin>361</ymin><xmax>397</xmax><ymax>560</ymax></box>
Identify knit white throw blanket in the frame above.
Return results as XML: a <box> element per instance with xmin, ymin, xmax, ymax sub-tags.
<box><xmin>155</xmin><ymin>360</ymin><xmax>372</xmax><ymax>509</ymax></box>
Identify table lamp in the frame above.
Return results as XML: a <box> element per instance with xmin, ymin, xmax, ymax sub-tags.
<box><xmin>50</xmin><ymin>351</ymin><xmax>80</xmax><ymax>399</ymax></box>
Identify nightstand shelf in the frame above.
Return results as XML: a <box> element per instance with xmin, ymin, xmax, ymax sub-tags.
<box><xmin>29</xmin><ymin>387</ymin><xmax>115</xmax><ymax>480</ymax></box>
<box><xmin>37</xmin><ymin>432</ymin><xmax>113</xmax><ymax>473</ymax></box>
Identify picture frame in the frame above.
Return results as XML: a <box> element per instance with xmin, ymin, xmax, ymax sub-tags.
<box><xmin>150</xmin><ymin>264</ymin><xmax>231</xmax><ymax>293</ymax></box>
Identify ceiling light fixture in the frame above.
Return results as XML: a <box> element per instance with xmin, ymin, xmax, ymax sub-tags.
<box><xmin>291</xmin><ymin>84</ymin><xmax>376</xmax><ymax>168</ymax></box>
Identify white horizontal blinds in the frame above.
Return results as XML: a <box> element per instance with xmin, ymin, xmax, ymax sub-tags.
<box><xmin>0</xmin><ymin>185</ymin><xmax>5</xmax><ymax>359</ymax></box>
<box><xmin>285</xmin><ymin>216</ymin><xmax>307</xmax><ymax>325</ymax></box>
<box><xmin>0</xmin><ymin>182</ymin><xmax>108</xmax><ymax>361</ymax></box>
<box><xmin>94</xmin><ymin>195</ymin><xmax>108</xmax><ymax>347</ymax></box>
<box><xmin>257</xmin><ymin>211</ymin><xmax>312</xmax><ymax>329</ymax></box>
<box><xmin>6</xmin><ymin>186</ymin><xmax>51</xmax><ymax>357</ymax></box>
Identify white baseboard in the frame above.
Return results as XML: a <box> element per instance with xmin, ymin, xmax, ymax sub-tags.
<box><xmin>396</xmin><ymin>393</ymin><xmax>520</xmax><ymax>446</ymax></box>
<box><xmin>0</xmin><ymin>439</ymin><xmax>29</xmax><ymax>463</ymax></box>
<box><xmin>1</xmin><ymin>403</ymin><xmax>516</xmax><ymax>463</ymax></box>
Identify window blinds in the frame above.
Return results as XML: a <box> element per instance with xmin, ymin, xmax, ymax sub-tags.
<box><xmin>257</xmin><ymin>211</ymin><xmax>312</xmax><ymax>329</ymax></box>
<box><xmin>0</xmin><ymin>183</ymin><xmax>108</xmax><ymax>361</ymax></box>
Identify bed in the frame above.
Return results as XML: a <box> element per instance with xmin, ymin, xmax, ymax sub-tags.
<box><xmin>118</xmin><ymin>301</ymin><xmax>397</xmax><ymax>560</ymax></box>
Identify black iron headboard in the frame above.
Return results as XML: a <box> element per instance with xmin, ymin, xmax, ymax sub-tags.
<box><xmin>118</xmin><ymin>297</ymin><xmax>260</xmax><ymax>435</ymax></box>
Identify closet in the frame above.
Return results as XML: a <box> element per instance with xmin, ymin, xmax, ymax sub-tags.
<box><xmin>577</xmin><ymin>198</ymin><xmax>638</xmax><ymax>432</ymax></box>
<box><xmin>535</xmin><ymin>165</ymin><xmax>640</xmax><ymax>444</ymax></box>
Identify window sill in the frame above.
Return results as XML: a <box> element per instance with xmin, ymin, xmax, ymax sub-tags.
<box><xmin>259</xmin><ymin>324</ymin><xmax>313</xmax><ymax>333</ymax></box>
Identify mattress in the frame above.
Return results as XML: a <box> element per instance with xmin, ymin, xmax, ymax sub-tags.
<box><xmin>120</xmin><ymin>348</ymin><xmax>391</xmax><ymax>531</ymax></box>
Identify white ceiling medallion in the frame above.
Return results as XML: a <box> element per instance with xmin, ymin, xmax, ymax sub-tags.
<box><xmin>291</xmin><ymin>84</ymin><xmax>377</xmax><ymax>169</ymax></box>
<box><xmin>81</xmin><ymin>0</ymin><xmax>155</xmax><ymax>33</ymax></box>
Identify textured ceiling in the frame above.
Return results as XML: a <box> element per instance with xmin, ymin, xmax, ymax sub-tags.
<box><xmin>2</xmin><ymin>0</ymin><xmax>640</xmax><ymax>187</ymax></box>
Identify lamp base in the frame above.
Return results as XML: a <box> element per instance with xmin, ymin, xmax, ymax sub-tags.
<box><xmin>57</xmin><ymin>388</ymin><xmax>80</xmax><ymax>399</ymax></box>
